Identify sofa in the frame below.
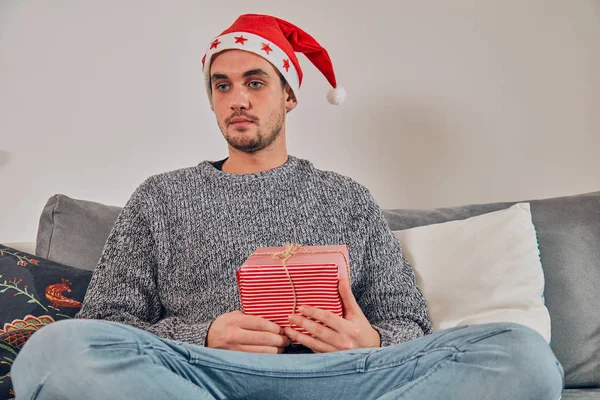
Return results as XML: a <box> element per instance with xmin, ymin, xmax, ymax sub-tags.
<box><xmin>1</xmin><ymin>190</ymin><xmax>599</xmax><ymax>399</ymax></box>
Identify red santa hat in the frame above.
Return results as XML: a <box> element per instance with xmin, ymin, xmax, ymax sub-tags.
<box><xmin>202</xmin><ymin>14</ymin><xmax>346</xmax><ymax>105</ymax></box>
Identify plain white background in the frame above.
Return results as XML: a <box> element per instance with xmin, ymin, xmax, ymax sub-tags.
<box><xmin>1</xmin><ymin>0</ymin><xmax>599</xmax><ymax>242</ymax></box>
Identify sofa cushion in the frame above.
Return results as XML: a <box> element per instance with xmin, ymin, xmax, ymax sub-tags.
<box><xmin>36</xmin><ymin>194</ymin><xmax>122</xmax><ymax>271</ymax></box>
<box><xmin>393</xmin><ymin>203</ymin><xmax>551</xmax><ymax>342</ymax></box>
<box><xmin>0</xmin><ymin>244</ymin><xmax>93</xmax><ymax>398</ymax></box>
<box><xmin>383</xmin><ymin>190</ymin><xmax>600</xmax><ymax>389</ymax></box>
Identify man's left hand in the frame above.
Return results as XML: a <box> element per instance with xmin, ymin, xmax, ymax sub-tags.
<box><xmin>283</xmin><ymin>276</ymin><xmax>381</xmax><ymax>353</ymax></box>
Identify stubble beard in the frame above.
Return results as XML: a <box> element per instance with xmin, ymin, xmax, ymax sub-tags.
<box><xmin>218</xmin><ymin>102</ymin><xmax>285</xmax><ymax>154</ymax></box>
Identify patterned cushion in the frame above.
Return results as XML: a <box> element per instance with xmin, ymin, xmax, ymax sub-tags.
<box><xmin>0</xmin><ymin>244</ymin><xmax>92</xmax><ymax>399</ymax></box>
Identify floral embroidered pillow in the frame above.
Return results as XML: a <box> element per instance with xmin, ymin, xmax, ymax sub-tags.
<box><xmin>0</xmin><ymin>244</ymin><xmax>92</xmax><ymax>399</ymax></box>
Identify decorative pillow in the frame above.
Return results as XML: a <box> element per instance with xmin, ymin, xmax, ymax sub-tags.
<box><xmin>383</xmin><ymin>190</ymin><xmax>600</xmax><ymax>388</ymax></box>
<box><xmin>393</xmin><ymin>203</ymin><xmax>551</xmax><ymax>342</ymax></box>
<box><xmin>36</xmin><ymin>194</ymin><xmax>122</xmax><ymax>271</ymax></box>
<box><xmin>0</xmin><ymin>244</ymin><xmax>92</xmax><ymax>399</ymax></box>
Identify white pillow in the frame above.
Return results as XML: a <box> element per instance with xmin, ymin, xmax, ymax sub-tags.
<box><xmin>393</xmin><ymin>203</ymin><xmax>551</xmax><ymax>342</ymax></box>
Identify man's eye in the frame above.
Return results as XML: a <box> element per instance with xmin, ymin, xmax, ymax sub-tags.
<box><xmin>216</xmin><ymin>84</ymin><xmax>230</xmax><ymax>92</ymax></box>
<box><xmin>248</xmin><ymin>81</ymin><xmax>264</xmax><ymax>89</ymax></box>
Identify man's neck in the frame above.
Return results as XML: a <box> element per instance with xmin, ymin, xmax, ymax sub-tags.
<box><xmin>222</xmin><ymin>150</ymin><xmax>289</xmax><ymax>175</ymax></box>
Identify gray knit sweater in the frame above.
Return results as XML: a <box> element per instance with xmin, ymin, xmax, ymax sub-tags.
<box><xmin>76</xmin><ymin>156</ymin><xmax>432</xmax><ymax>348</ymax></box>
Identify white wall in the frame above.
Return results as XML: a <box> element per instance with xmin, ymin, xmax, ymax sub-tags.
<box><xmin>1</xmin><ymin>0</ymin><xmax>599</xmax><ymax>242</ymax></box>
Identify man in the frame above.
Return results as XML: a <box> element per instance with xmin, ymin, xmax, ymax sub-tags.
<box><xmin>12</xmin><ymin>14</ymin><xmax>563</xmax><ymax>399</ymax></box>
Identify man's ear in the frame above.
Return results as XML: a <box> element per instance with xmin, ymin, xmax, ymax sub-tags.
<box><xmin>284</xmin><ymin>84</ymin><xmax>297</xmax><ymax>113</ymax></box>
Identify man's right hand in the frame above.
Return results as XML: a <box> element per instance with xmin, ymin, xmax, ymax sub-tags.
<box><xmin>206</xmin><ymin>311</ymin><xmax>291</xmax><ymax>353</ymax></box>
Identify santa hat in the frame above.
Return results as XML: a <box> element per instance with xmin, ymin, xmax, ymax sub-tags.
<box><xmin>202</xmin><ymin>14</ymin><xmax>346</xmax><ymax>105</ymax></box>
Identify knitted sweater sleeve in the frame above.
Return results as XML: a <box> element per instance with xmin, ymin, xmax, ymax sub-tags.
<box><xmin>355</xmin><ymin>188</ymin><xmax>433</xmax><ymax>347</ymax></box>
<box><xmin>75</xmin><ymin>181</ymin><xmax>211</xmax><ymax>346</ymax></box>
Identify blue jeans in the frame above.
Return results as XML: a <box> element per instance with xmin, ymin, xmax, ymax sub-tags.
<box><xmin>12</xmin><ymin>319</ymin><xmax>564</xmax><ymax>400</ymax></box>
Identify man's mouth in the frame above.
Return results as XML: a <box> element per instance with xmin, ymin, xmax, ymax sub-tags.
<box><xmin>229</xmin><ymin>117</ymin><xmax>255</xmax><ymax>125</ymax></box>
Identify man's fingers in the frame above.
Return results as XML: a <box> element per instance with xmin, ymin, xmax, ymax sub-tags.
<box><xmin>236</xmin><ymin>314</ymin><xmax>283</xmax><ymax>334</ymax></box>
<box><xmin>295</xmin><ymin>305</ymin><xmax>346</xmax><ymax>333</ymax></box>
<box><xmin>288</xmin><ymin>313</ymin><xmax>338</xmax><ymax>345</ymax></box>
<box><xmin>236</xmin><ymin>330</ymin><xmax>291</xmax><ymax>347</ymax></box>
<box><xmin>283</xmin><ymin>327</ymin><xmax>338</xmax><ymax>353</ymax></box>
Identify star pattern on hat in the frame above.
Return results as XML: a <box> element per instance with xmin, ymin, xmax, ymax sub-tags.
<box><xmin>261</xmin><ymin>42</ymin><xmax>273</xmax><ymax>55</ymax></box>
<box><xmin>234</xmin><ymin>35</ymin><xmax>248</xmax><ymax>45</ymax></box>
<box><xmin>201</xmin><ymin>54</ymin><xmax>206</xmax><ymax>67</ymax></box>
<box><xmin>203</xmin><ymin>15</ymin><xmax>345</xmax><ymax>105</ymax></box>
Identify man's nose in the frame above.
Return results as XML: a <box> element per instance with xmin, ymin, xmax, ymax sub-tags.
<box><xmin>229</xmin><ymin>86</ymin><xmax>250</xmax><ymax>110</ymax></box>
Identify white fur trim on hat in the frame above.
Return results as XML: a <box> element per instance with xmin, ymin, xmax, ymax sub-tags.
<box><xmin>203</xmin><ymin>32</ymin><xmax>300</xmax><ymax>103</ymax></box>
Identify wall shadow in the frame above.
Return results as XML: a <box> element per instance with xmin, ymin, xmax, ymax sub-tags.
<box><xmin>0</xmin><ymin>150</ymin><xmax>11</xmax><ymax>170</ymax></box>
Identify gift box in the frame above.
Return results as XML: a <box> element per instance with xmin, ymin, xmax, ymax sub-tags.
<box><xmin>236</xmin><ymin>244</ymin><xmax>350</xmax><ymax>336</ymax></box>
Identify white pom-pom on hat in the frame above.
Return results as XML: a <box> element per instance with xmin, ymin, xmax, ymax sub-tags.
<box><xmin>327</xmin><ymin>86</ymin><xmax>347</xmax><ymax>105</ymax></box>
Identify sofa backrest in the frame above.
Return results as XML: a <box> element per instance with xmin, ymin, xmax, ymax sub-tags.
<box><xmin>36</xmin><ymin>191</ymin><xmax>600</xmax><ymax>388</ymax></box>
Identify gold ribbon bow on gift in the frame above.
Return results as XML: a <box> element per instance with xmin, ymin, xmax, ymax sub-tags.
<box><xmin>255</xmin><ymin>243</ymin><xmax>350</xmax><ymax>315</ymax></box>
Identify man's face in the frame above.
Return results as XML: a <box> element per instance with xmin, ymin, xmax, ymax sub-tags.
<box><xmin>210</xmin><ymin>50</ymin><xmax>297</xmax><ymax>154</ymax></box>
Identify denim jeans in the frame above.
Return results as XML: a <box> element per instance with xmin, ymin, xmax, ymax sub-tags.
<box><xmin>12</xmin><ymin>319</ymin><xmax>564</xmax><ymax>400</ymax></box>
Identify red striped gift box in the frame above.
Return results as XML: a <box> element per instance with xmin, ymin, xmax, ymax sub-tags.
<box><xmin>236</xmin><ymin>244</ymin><xmax>350</xmax><ymax>337</ymax></box>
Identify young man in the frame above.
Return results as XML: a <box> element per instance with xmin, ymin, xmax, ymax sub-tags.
<box><xmin>12</xmin><ymin>14</ymin><xmax>563</xmax><ymax>399</ymax></box>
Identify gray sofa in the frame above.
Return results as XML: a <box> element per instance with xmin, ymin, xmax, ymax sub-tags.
<box><xmin>24</xmin><ymin>190</ymin><xmax>600</xmax><ymax>398</ymax></box>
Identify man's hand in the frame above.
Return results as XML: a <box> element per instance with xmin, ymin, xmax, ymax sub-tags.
<box><xmin>283</xmin><ymin>276</ymin><xmax>381</xmax><ymax>353</ymax></box>
<box><xmin>206</xmin><ymin>311</ymin><xmax>291</xmax><ymax>353</ymax></box>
